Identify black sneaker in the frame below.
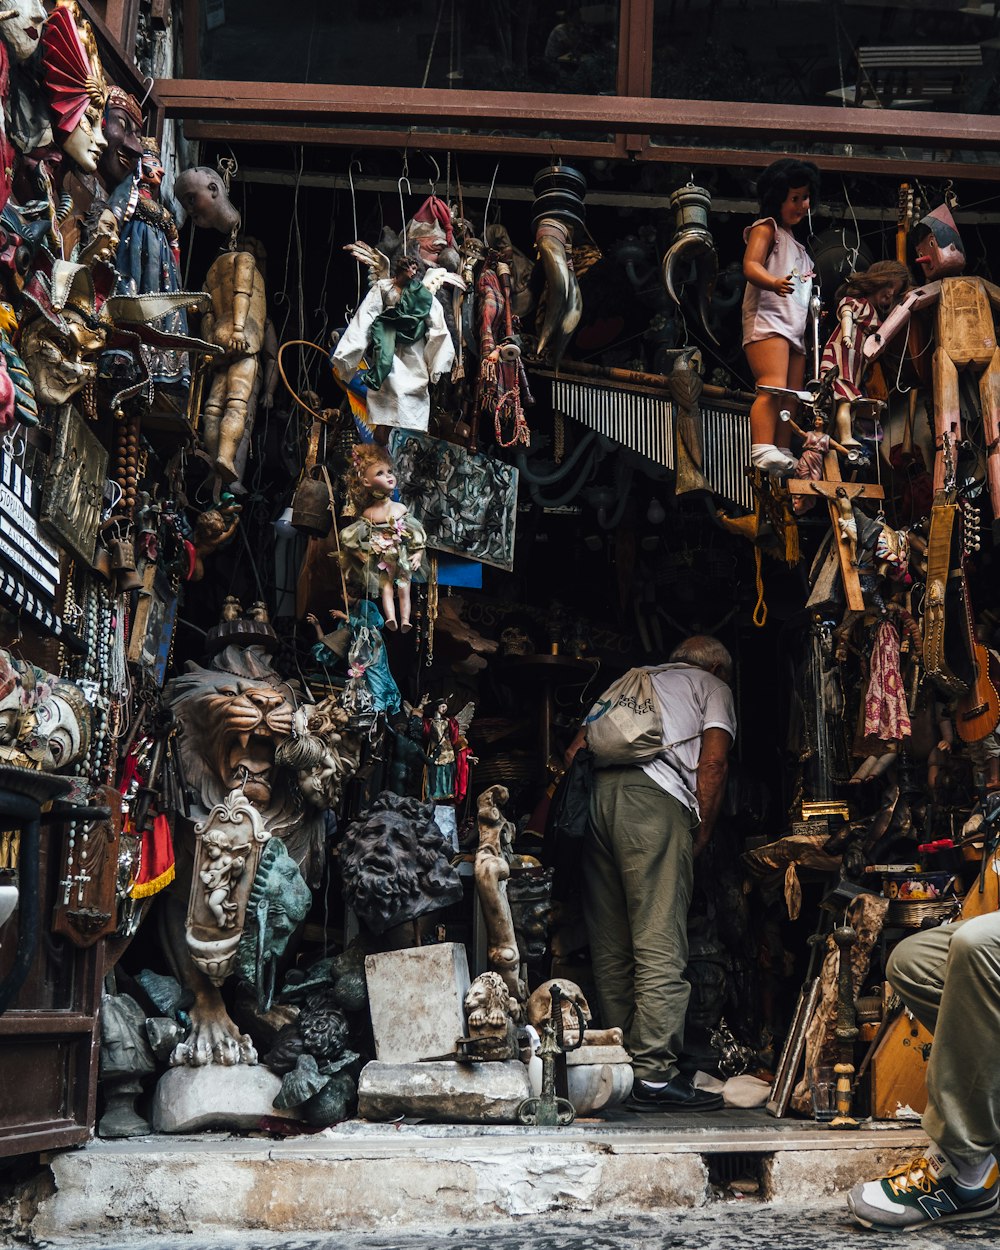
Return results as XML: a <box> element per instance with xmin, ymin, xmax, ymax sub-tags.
<box><xmin>629</xmin><ymin>1074</ymin><xmax>724</xmax><ymax>1111</ymax></box>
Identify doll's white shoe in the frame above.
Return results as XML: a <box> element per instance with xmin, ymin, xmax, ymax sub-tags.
<box><xmin>751</xmin><ymin>443</ymin><xmax>797</xmax><ymax>476</ymax></box>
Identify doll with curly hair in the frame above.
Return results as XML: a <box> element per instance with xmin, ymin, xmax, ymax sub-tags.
<box><xmin>338</xmin><ymin>444</ymin><xmax>426</xmax><ymax>632</ymax></box>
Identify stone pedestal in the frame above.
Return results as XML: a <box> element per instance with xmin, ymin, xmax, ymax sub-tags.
<box><xmin>365</xmin><ymin>943</ymin><xmax>470</xmax><ymax>1063</ymax></box>
<box><xmin>357</xmin><ymin>1059</ymin><xmax>532</xmax><ymax>1123</ymax></box>
<box><xmin>525</xmin><ymin>1045</ymin><xmax>633</xmax><ymax>1115</ymax></box>
<box><xmin>152</xmin><ymin>1064</ymin><xmax>299</xmax><ymax>1133</ymax></box>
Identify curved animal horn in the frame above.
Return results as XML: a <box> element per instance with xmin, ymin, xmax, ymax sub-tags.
<box><xmin>535</xmin><ymin>217</ymin><xmax>582</xmax><ymax>370</ymax></box>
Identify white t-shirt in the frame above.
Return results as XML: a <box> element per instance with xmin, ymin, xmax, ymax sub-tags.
<box><xmin>638</xmin><ymin>663</ymin><xmax>736</xmax><ymax>816</ymax></box>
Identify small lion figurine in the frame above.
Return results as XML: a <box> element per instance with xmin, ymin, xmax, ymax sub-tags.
<box><xmin>461</xmin><ymin>972</ymin><xmax>518</xmax><ymax>1062</ymax></box>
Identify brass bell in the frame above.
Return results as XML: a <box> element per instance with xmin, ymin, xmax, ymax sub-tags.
<box><xmin>110</xmin><ymin>537</ymin><xmax>144</xmax><ymax>594</ymax></box>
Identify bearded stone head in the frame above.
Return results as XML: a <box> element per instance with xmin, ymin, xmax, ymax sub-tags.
<box><xmin>339</xmin><ymin>791</ymin><xmax>464</xmax><ymax>935</ymax></box>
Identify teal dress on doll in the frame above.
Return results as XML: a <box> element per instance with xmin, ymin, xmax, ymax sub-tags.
<box><xmin>310</xmin><ymin>600</ymin><xmax>401</xmax><ymax>715</ymax></box>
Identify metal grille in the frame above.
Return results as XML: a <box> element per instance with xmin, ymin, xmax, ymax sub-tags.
<box><xmin>551</xmin><ymin>376</ymin><xmax>753</xmax><ymax>510</ymax></box>
<box><xmin>702</xmin><ymin>403</ymin><xmax>753</xmax><ymax>511</ymax></box>
<box><xmin>552</xmin><ymin>378</ymin><xmax>674</xmax><ymax>470</ymax></box>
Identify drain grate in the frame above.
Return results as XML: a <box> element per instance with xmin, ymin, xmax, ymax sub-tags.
<box><xmin>706</xmin><ymin>1151</ymin><xmax>766</xmax><ymax>1196</ymax></box>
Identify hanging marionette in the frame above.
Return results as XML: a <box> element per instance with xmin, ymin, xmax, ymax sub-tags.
<box><xmin>476</xmin><ymin>242</ymin><xmax>534</xmax><ymax>448</ymax></box>
<box><xmin>337</xmin><ymin>443</ymin><xmax>426</xmax><ymax>633</ymax></box>
<box><xmin>334</xmin><ymin>248</ymin><xmax>455</xmax><ymax>434</ymax></box>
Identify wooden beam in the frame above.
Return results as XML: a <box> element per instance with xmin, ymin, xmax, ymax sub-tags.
<box><xmin>158</xmin><ymin>77</ymin><xmax>1000</xmax><ymax>152</ymax></box>
<box><xmin>184</xmin><ymin>121</ymin><xmax>617</xmax><ymax>161</ymax></box>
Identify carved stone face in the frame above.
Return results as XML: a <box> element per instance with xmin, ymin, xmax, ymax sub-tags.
<box><xmin>339</xmin><ymin>792</ymin><xmax>464</xmax><ymax>934</ymax></box>
<box><xmin>20</xmin><ymin>312</ymin><xmax>105</xmax><ymax>405</ymax></box>
<box><xmin>0</xmin><ymin>0</ymin><xmax>47</xmax><ymax>63</ymax></box>
<box><xmin>62</xmin><ymin>103</ymin><xmax>108</xmax><ymax>174</ymax></box>
<box><xmin>195</xmin><ymin>682</ymin><xmax>295</xmax><ymax>805</ymax></box>
<box><xmin>98</xmin><ymin>104</ymin><xmax>143</xmax><ymax>188</ymax></box>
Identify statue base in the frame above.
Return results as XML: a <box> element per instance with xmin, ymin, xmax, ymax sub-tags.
<box><xmin>152</xmin><ymin>1064</ymin><xmax>299</xmax><ymax>1133</ymax></box>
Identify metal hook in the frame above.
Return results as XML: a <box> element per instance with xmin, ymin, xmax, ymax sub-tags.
<box><xmin>424</xmin><ymin>153</ymin><xmax>441</xmax><ymax>194</ymax></box>
<box><xmin>398</xmin><ymin>171</ymin><xmax>412</xmax><ymax>247</ymax></box>
<box><xmin>1</xmin><ymin>430</ymin><xmax>24</xmax><ymax>460</ymax></box>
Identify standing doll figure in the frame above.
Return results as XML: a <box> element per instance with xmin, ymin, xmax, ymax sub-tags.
<box><xmin>742</xmin><ymin>159</ymin><xmax>821</xmax><ymax>475</ymax></box>
<box><xmin>818</xmin><ymin>260</ymin><xmax>910</xmax><ymax>454</ymax></box>
<box><xmin>338</xmin><ymin>444</ymin><xmax>426</xmax><ymax>632</ymax></box>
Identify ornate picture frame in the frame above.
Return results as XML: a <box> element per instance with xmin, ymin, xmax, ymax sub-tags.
<box><xmin>388</xmin><ymin>431</ymin><xmax>518</xmax><ymax>572</ymax></box>
<box><xmin>40</xmin><ymin>406</ymin><xmax>108</xmax><ymax>567</ymax></box>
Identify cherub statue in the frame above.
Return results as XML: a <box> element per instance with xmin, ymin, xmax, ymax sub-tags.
<box><xmin>338</xmin><ymin>443</ymin><xmax>426</xmax><ymax>632</ymax></box>
<box><xmin>418</xmin><ymin>695</ymin><xmax>476</xmax><ymax>804</ymax></box>
<box><xmin>333</xmin><ymin>247</ymin><xmax>455</xmax><ymax>432</ymax></box>
<box><xmin>188</xmin><ymin>499</ymin><xmax>241</xmax><ymax>581</ymax></box>
<box><xmin>199</xmin><ymin>828</ymin><xmax>245</xmax><ymax>929</ymax></box>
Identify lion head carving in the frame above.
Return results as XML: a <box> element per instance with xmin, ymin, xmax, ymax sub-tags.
<box><xmin>464</xmin><ymin>971</ymin><xmax>511</xmax><ymax>1031</ymax></box>
<box><xmin>166</xmin><ymin>644</ymin><xmax>323</xmax><ymax>883</ymax></box>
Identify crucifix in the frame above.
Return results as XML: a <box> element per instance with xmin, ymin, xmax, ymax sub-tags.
<box><xmin>759</xmin><ymin>374</ymin><xmax>884</xmax><ymax>612</ymax></box>
<box><xmin>787</xmin><ymin>451</ymin><xmax>885</xmax><ymax>611</ymax></box>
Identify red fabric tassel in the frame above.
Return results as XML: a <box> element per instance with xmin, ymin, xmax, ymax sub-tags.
<box><xmin>130</xmin><ymin>811</ymin><xmax>175</xmax><ymax>898</ymax></box>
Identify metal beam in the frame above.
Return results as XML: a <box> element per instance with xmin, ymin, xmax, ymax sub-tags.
<box><xmin>227</xmin><ymin>166</ymin><xmax>1000</xmax><ymax>221</ymax></box>
<box><xmin>184</xmin><ymin>121</ymin><xmax>1000</xmax><ymax>182</ymax></box>
<box><xmin>160</xmin><ymin>77</ymin><xmax>1000</xmax><ymax>150</ymax></box>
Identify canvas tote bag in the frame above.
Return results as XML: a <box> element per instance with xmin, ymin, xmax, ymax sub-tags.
<box><xmin>584</xmin><ymin>667</ymin><xmax>663</xmax><ymax>766</ymax></box>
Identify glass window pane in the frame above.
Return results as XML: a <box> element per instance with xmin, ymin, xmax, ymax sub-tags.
<box><xmin>651</xmin><ymin>0</ymin><xmax>999</xmax><ymax>114</ymax></box>
<box><xmin>199</xmin><ymin>0</ymin><xmax>621</xmax><ymax>95</ymax></box>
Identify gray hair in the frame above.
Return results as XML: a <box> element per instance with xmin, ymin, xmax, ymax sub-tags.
<box><xmin>669</xmin><ymin>635</ymin><xmax>733</xmax><ymax>682</ymax></box>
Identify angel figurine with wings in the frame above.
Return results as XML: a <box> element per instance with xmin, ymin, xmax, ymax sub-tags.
<box><xmin>418</xmin><ymin>695</ymin><xmax>476</xmax><ymax>805</ymax></box>
<box><xmin>332</xmin><ymin>247</ymin><xmax>456</xmax><ymax>432</ymax></box>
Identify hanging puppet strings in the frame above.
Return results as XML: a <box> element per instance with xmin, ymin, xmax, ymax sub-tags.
<box><xmin>338</xmin><ymin>443</ymin><xmax>427</xmax><ymax>633</ymax></box>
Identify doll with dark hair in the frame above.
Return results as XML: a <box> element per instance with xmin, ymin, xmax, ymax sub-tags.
<box><xmin>338</xmin><ymin>443</ymin><xmax>426</xmax><ymax>632</ymax></box>
<box><xmin>741</xmin><ymin>158</ymin><xmax>821</xmax><ymax>476</ymax></box>
<box><xmin>819</xmin><ymin>259</ymin><xmax>910</xmax><ymax>453</ymax></box>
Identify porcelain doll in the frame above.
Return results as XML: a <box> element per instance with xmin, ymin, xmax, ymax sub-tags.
<box><xmin>338</xmin><ymin>443</ymin><xmax>426</xmax><ymax>633</ymax></box>
<box><xmin>818</xmin><ymin>259</ymin><xmax>910</xmax><ymax>453</ymax></box>
<box><xmin>741</xmin><ymin>158</ymin><xmax>820</xmax><ymax>475</ymax></box>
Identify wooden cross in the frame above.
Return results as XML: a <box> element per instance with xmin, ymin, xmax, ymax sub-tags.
<box><xmin>787</xmin><ymin>451</ymin><xmax>885</xmax><ymax>611</ymax></box>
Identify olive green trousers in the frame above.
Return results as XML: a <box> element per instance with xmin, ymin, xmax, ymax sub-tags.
<box><xmin>887</xmin><ymin>911</ymin><xmax>1000</xmax><ymax>1164</ymax></box>
<box><xmin>582</xmin><ymin>766</ymin><xmax>697</xmax><ymax>1081</ymax></box>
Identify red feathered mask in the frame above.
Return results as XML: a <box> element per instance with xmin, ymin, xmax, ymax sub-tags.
<box><xmin>41</xmin><ymin>4</ymin><xmax>106</xmax><ymax>140</ymax></box>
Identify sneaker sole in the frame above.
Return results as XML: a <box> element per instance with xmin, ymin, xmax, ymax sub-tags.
<box><xmin>847</xmin><ymin>1191</ymin><xmax>999</xmax><ymax>1233</ymax></box>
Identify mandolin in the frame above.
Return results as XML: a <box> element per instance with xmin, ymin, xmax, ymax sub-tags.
<box><xmin>955</xmin><ymin>497</ymin><xmax>1000</xmax><ymax>742</ymax></box>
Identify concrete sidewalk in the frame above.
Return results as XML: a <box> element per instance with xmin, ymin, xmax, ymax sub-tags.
<box><xmin>33</xmin><ymin>1111</ymin><xmax>930</xmax><ymax>1240</ymax></box>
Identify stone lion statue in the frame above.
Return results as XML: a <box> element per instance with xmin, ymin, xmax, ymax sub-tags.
<box><xmin>158</xmin><ymin>643</ymin><xmax>360</xmax><ymax>1067</ymax></box>
<box><xmin>464</xmin><ymin>971</ymin><xmax>511</xmax><ymax>1030</ymax></box>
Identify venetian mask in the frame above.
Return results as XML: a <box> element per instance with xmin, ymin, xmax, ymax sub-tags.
<box><xmin>20</xmin><ymin>311</ymin><xmax>105</xmax><ymax>404</ymax></box>
<box><xmin>24</xmin><ymin>688</ymin><xmax>90</xmax><ymax>770</ymax></box>
<box><xmin>62</xmin><ymin>101</ymin><xmax>108</xmax><ymax>174</ymax></box>
<box><xmin>139</xmin><ymin>148</ymin><xmax>164</xmax><ymax>192</ymax></box>
<box><xmin>97</xmin><ymin>93</ymin><xmax>143</xmax><ymax>189</ymax></box>
<box><xmin>0</xmin><ymin>0</ymin><xmax>47</xmax><ymax>64</ymax></box>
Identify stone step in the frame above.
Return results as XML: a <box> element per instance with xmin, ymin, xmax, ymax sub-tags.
<box><xmin>35</xmin><ymin>1113</ymin><xmax>928</xmax><ymax>1239</ymax></box>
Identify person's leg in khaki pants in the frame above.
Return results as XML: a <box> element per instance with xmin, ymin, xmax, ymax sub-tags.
<box><xmin>583</xmin><ymin>768</ymin><xmax>695</xmax><ymax>1081</ymax></box>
